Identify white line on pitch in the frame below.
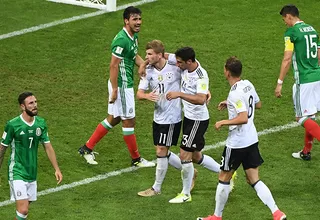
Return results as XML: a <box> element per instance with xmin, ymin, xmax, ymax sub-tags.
<box><xmin>1</xmin><ymin>118</ymin><xmax>317</xmax><ymax>207</ymax></box>
<box><xmin>0</xmin><ymin>0</ymin><xmax>157</xmax><ymax>41</ymax></box>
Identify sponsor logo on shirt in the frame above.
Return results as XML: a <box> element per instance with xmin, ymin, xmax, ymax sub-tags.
<box><xmin>115</xmin><ymin>46</ymin><xmax>123</xmax><ymax>54</ymax></box>
<box><xmin>200</xmin><ymin>83</ymin><xmax>207</xmax><ymax>90</ymax></box>
<box><xmin>235</xmin><ymin>100</ymin><xmax>243</xmax><ymax>109</ymax></box>
<box><xmin>2</xmin><ymin>131</ymin><xmax>7</xmax><ymax>139</ymax></box>
<box><xmin>20</xmin><ymin>131</ymin><xmax>25</xmax><ymax>135</ymax></box>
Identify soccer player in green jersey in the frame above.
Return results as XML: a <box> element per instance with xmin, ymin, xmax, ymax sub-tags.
<box><xmin>78</xmin><ymin>6</ymin><xmax>155</xmax><ymax>167</ymax></box>
<box><xmin>275</xmin><ymin>4</ymin><xmax>320</xmax><ymax>161</ymax></box>
<box><xmin>0</xmin><ymin>92</ymin><xmax>63</xmax><ymax>220</ymax></box>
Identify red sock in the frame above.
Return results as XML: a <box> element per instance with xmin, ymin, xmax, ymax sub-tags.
<box><xmin>303</xmin><ymin>118</ymin><xmax>320</xmax><ymax>141</ymax></box>
<box><xmin>123</xmin><ymin>134</ymin><xmax>140</xmax><ymax>159</ymax></box>
<box><xmin>86</xmin><ymin>124</ymin><xmax>109</xmax><ymax>150</ymax></box>
<box><xmin>302</xmin><ymin>130</ymin><xmax>313</xmax><ymax>154</ymax></box>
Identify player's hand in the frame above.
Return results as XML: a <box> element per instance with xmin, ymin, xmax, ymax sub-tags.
<box><xmin>138</xmin><ymin>60</ymin><xmax>148</xmax><ymax>78</ymax></box>
<box><xmin>275</xmin><ymin>84</ymin><xmax>282</xmax><ymax>98</ymax></box>
<box><xmin>217</xmin><ymin>100</ymin><xmax>227</xmax><ymax>111</ymax></box>
<box><xmin>206</xmin><ymin>91</ymin><xmax>211</xmax><ymax>105</ymax></box>
<box><xmin>166</xmin><ymin>92</ymin><xmax>180</xmax><ymax>101</ymax></box>
<box><xmin>109</xmin><ymin>88</ymin><xmax>118</xmax><ymax>103</ymax></box>
<box><xmin>147</xmin><ymin>90</ymin><xmax>159</xmax><ymax>102</ymax></box>
<box><xmin>55</xmin><ymin>169</ymin><xmax>63</xmax><ymax>185</ymax></box>
<box><xmin>215</xmin><ymin>121</ymin><xmax>224</xmax><ymax>130</ymax></box>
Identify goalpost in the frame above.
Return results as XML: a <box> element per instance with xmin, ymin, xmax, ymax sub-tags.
<box><xmin>47</xmin><ymin>0</ymin><xmax>116</xmax><ymax>11</ymax></box>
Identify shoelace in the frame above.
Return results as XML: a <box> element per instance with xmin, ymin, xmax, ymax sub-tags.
<box><xmin>90</xmin><ymin>151</ymin><xmax>99</xmax><ymax>160</ymax></box>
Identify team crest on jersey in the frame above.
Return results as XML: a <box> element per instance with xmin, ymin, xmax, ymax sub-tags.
<box><xmin>36</xmin><ymin>128</ymin><xmax>42</xmax><ymax>136</ymax></box>
<box><xmin>158</xmin><ymin>75</ymin><xmax>163</xmax><ymax>82</ymax></box>
<box><xmin>166</xmin><ymin>72</ymin><xmax>174</xmax><ymax>82</ymax></box>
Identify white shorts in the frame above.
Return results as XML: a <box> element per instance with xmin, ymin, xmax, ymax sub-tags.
<box><xmin>107</xmin><ymin>80</ymin><xmax>135</xmax><ymax>120</ymax></box>
<box><xmin>9</xmin><ymin>180</ymin><xmax>37</xmax><ymax>201</ymax></box>
<box><xmin>292</xmin><ymin>81</ymin><xmax>320</xmax><ymax>117</ymax></box>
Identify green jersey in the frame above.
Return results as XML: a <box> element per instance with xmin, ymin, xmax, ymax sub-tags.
<box><xmin>111</xmin><ymin>28</ymin><xmax>139</xmax><ymax>88</ymax></box>
<box><xmin>284</xmin><ymin>21</ymin><xmax>320</xmax><ymax>84</ymax></box>
<box><xmin>1</xmin><ymin>115</ymin><xmax>50</xmax><ymax>182</ymax></box>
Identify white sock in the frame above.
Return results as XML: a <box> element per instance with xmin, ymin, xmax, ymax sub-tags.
<box><xmin>16</xmin><ymin>210</ymin><xmax>28</xmax><ymax>219</ymax></box>
<box><xmin>199</xmin><ymin>154</ymin><xmax>220</xmax><ymax>173</ymax></box>
<box><xmin>253</xmin><ymin>180</ymin><xmax>279</xmax><ymax>214</ymax></box>
<box><xmin>168</xmin><ymin>151</ymin><xmax>182</xmax><ymax>170</ymax></box>
<box><xmin>214</xmin><ymin>182</ymin><xmax>231</xmax><ymax>217</ymax></box>
<box><xmin>181</xmin><ymin>162</ymin><xmax>194</xmax><ymax>195</ymax></box>
<box><xmin>152</xmin><ymin>157</ymin><xmax>168</xmax><ymax>192</ymax></box>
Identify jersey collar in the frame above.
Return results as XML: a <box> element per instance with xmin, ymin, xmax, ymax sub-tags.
<box><xmin>123</xmin><ymin>27</ymin><xmax>134</xmax><ymax>41</ymax></box>
<box><xmin>20</xmin><ymin>114</ymin><xmax>35</xmax><ymax>127</ymax></box>
<box><xmin>294</xmin><ymin>20</ymin><xmax>304</xmax><ymax>26</ymax></box>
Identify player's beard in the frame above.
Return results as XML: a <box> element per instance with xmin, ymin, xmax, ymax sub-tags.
<box><xmin>25</xmin><ymin>108</ymin><xmax>38</xmax><ymax>117</ymax></box>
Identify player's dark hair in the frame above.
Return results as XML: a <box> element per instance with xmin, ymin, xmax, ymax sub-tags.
<box><xmin>280</xmin><ymin>4</ymin><xmax>299</xmax><ymax>17</ymax></box>
<box><xmin>175</xmin><ymin>47</ymin><xmax>196</xmax><ymax>62</ymax></box>
<box><xmin>225</xmin><ymin>56</ymin><xmax>242</xmax><ymax>77</ymax></box>
<box><xmin>123</xmin><ymin>6</ymin><xmax>142</xmax><ymax>20</ymax></box>
<box><xmin>146</xmin><ymin>40</ymin><xmax>165</xmax><ymax>56</ymax></box>
<box><xmin>18</xmin><ymin>92</ymin><xmax>34</xmax><ymax>104</ymax></box>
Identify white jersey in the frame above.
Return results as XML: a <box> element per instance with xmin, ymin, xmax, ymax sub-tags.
<box><xmin>226</xmin><ymin>80</ymin><xmax>260</xmax><ymax>149</ymax></box>
<box><xmin>168</xmin><ymin>54</ymin><xmax>209</xmax><ymax>121</ymax></box>
<box><xmin>138</xmin><ymin>60</ymin><xmax>182</xmax><ymax>124</ymax></box>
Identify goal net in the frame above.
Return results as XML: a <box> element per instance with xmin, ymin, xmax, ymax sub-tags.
<box><xmin>47</xmin><ymin>0</ymin><xmax>116</xmax><ymax>11</ymax></box>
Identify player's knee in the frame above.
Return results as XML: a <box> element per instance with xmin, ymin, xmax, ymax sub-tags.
<box><xmin>192</xmin><ymin>152</ymin><xmax>202</xmax><ymax>163</ymax></box>
<box><xmin>156</xmin><ymin>146</ymin><xmax>168</xmax><ymax>157</ymax></box>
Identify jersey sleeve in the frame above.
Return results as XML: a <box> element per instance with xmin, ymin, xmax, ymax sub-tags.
<box><xmin>196</xmin><ymin>77</ymin><xmax>209</xmax><ymax>94</ymax></box>
<box><xmin>1</xmin><ymin>122</ymin><xmax>14</xmax><ymax>147</ymax></box>
<box><xmin>111</xmin><ymin>37</ymin><xmax>127</xmax><ymax>59</ymax></box>
<box><xmin>138</xmin><ymin>77</ymin><xmax>149</xmax><ymax>90</ymax></box>
<box><xmin>228</xmin><ymin>93</ymin><xmax>247</xmax><ymax>113</ymax></box>
<box><xmin>40</xmin><ymin>120</ymin><xmax>50</xmax><ymax>144</ymax></box>
<box><xmin>167</xmin><ymin>53</ymin><xmax>177</xmax><ymax>65</ymax></box>
<box><xmin>284</xmin><ymin>29</ymin><xmax>294</xmax><ymax>52</ymax></box>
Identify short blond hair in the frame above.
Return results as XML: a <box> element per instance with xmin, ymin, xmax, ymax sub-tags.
<box><xmin>145</xmin><ymin>40</ymin><xmax>165</xmax><ymax>56</ymax></box>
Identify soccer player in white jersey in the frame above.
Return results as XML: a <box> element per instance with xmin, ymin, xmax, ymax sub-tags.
<box><xmin>166</xmin><ymin>47</ymin><xmax>221</xmax><ymax>203</ymax></box>
<box><xmin>197</xmin><ymin>57</ymin><xmax>286</xmax><ymax>220</ymax></box>
<box><xmin>136</xmin><ymin>40</ymin><xmax>184</xmax><ymax>196</ymax></box>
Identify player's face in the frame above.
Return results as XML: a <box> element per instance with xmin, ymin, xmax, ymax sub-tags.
<box><xmin>21</xmin><ymin>96</ymin><xmax>38</xmax><ymax>117</ymax></box>
<box><xmin>145</xmin><ymin>49</ymin><xmax>161</xmax><ymax>65</ymax></box>
<box><xmin>125</xmin><ymin>13</ymin><xmax>142</xmax><ymax>33</ymax></box>
<box><xmin>176</xmin><ymin>57</ymin><xmax>188</xmax><ymax>71</ymax></box>
<box><xmin>282</xmin><ymin>15</ymin><xmax>292</xmax><ymax>27</ymax></box>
